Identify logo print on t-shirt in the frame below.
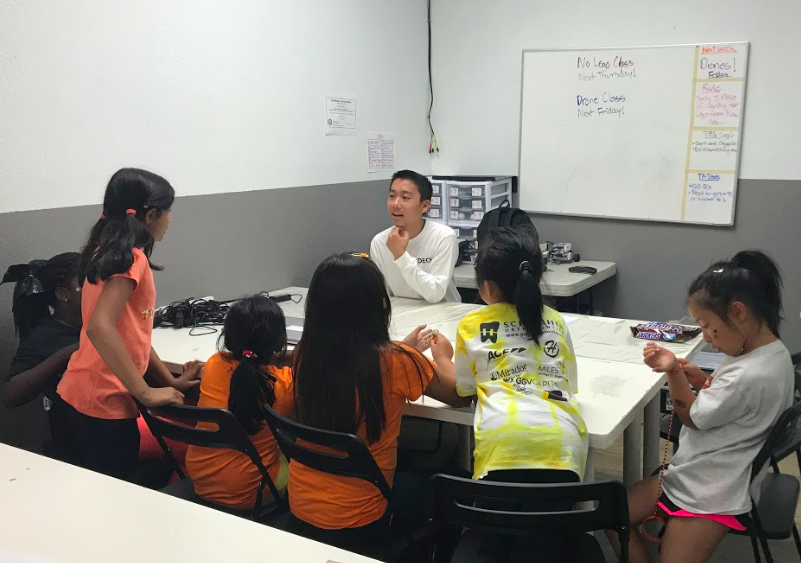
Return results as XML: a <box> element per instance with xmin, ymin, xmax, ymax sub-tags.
<box><xmin>141</xmin><ymin>307</ymin><xmax>155</xmax><ymax>320</ymax></box>
<box><xmin>544</xmin><ymin>340</ymin><xmax>560</xmax><ymax>358</ymax></box>
<box><xmin>480</xmin><ymin>322</ymin><xmax>500</xmax><ymax>343</ymax></box>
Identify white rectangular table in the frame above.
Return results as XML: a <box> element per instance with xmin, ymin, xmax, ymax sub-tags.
<box><xmin>152</xmin><ymin>287</ymin><xmax>704</xmax><ymax>484</ymax></box>
<box><xmin>454</xmin><ymin>260</ymin><xmax>616</xmax><ymax>297</ymax></box>
<box><xmin>0</xmin><ymin>443</ymin><xmax>380</xmax><ymax>563</ymax></box>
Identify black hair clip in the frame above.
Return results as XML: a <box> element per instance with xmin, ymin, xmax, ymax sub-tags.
<box><xmin>3</xmin><ymin>263</ymin><xmax>32</xmax><ymax>285</ymax></box>
<box><xmin>2</xmin><ymin>261</ymin><xmax>45</xmax><ymax>301</ymax></box>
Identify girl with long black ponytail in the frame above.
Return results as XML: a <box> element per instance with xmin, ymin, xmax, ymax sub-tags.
<box><xmin>57</xmin><ymin>168</ymin><xmax>202</xmax><ymax>482</ymax></box>
<box><xmin>288</xmin><ymin>252</ymin><xmax>468</xmax><ymax>555</ymax></box>
<box><xmin>185</xmin><ymin>294</ymin><xmax>292</xmax><ymax>509</ymax></box>
<box><xmin>433</xmin><ymin>227</ymin><xmax>588</xmax><ymax>563</ymax></box>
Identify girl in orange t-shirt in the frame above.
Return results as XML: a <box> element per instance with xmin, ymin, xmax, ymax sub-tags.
<box><xmin>57</xmin><ymin>168</ymin><xmax>201</xmax><ymax>482</ymax></box>
<box><xmin>289</xmin><ymin>252</ymin><xmax>470</xmax><ymax>556</ymax></box>
<box><xmin>186</xmin><ymin>294</ymin><xmax>293</xmax><ymax>509</ymax></box>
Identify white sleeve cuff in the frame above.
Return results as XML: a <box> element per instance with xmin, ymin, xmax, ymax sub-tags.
<box><xmin>394</xmin><ymin>252</ymin><xmax>416</xmax><ymax>269</ymax></box>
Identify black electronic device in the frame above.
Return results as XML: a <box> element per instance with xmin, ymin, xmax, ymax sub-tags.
<box><xmin>569</xmin><ymin>266</ymin><xmax>597</xmax><ymax>275</ymax></box>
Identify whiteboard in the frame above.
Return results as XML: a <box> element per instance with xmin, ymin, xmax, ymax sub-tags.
<box><xmin>518</xmin><ymin>43</ymin><xmax>749</xmax><ymax>225</ymax></box>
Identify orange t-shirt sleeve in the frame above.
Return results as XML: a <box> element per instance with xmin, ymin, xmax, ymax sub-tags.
<box><xmin>389</xmin><ymin>342</ymin><xmax>435</xmax><ymax>402</ymax></box>
<box><xmin>268</xmin><ymin>365</ymin><xmax>295</xmax><ymax>416</ymax></box>
<box><xmin>195</xmin><ymin>354</ymin><xmax>231</xmax><ymax>410</ymax></box>
<box><xmin>109</xmin><ymin>248</ymin><xmax>148</xmax><ymax>289</ymax></box>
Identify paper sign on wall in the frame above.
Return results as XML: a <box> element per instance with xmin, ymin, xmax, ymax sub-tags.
<box><xmin>367</xmin><ymin>133</ymin><xmax>395</xmax><ymax>172</ymax></box>
<box><xmin>325</xmin><ymin>96</ymin><xmax>357</xmax><ymax>136</ymax></box>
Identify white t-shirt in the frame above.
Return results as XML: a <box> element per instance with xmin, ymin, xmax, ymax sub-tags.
<box><xmin>455</xmin><ymin>303</ymin><xmax>588</xmax><ymax>479</ymax></box>
<box><xmin>370</xmin><ymin>220</ymin><xmax>460</xmax><ymax>303</ymax></box>
<box><xmin>663</xmin><ymin>339</ymin><xmax>794</xmax><ymax>515</ymax></box>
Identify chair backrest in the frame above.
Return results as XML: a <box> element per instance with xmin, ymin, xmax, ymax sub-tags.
<box><xmin>261</xmin><ymin>403</ymin><xmax>394</xmax><ymax>502</ymax></box>
<box><xmin>429</xmin><ymin>474</ymin><xmax>629</xmax><ymax>537</ymax></box>
<box><xmin>751</xmin><ymin>400</ymin><xmax>801</xmax><ymax>480</ymax></box>
<box><xmin>139</xmin><ymin>403</ymin><xmax>271</xmax><ymax>484</ymax></box>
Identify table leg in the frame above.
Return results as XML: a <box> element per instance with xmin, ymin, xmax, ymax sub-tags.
<box><xmin>623</xmin><ymin>411</ymin><xmax>643</xmax><ymax>486</ymax></box>
<box><xmin>643</xmin><ymin>395</ymin><xmax>661</xmax><ymax>478</ymax></box>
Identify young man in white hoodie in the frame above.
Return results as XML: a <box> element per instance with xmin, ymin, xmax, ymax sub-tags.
<box><xmin>370</xmin><ymin>170</ymin><xmax>460</xmax><ymax>303</ymax></box>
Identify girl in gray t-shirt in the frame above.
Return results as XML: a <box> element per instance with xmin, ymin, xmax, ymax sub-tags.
<box><xmin>608</xmin><ymin>250</ymin><xmax>793</xmax><ymax>563</ymax></box>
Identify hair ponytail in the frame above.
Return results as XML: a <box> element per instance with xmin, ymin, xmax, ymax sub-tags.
<box><xmin>732</xmin><ymin>251</ymin><xmax>783</xmax><ymax>335</ymax></box>
<box><xmin>689</xmin><ymin>249</ymin><xmax>783</xmax><ymax>337</ymax></box>
<box><xmin>81</xmin><ymin>168</ymin><xmax>175</xmax><ymax>284</ymax></box>
<box><xmin>228</xmin><ymin>353</ymin><xmax>276</xmax><ymax>435</ymax></box>
<box><xmin>219</xmin><ymin>295</ymin><xmax>287</xmax><ymax>435</ymax></box>
<box><xmin>84</xmin><ymin>212</ymin><xmax>153</xmax><ymax>284</ymax></box>
<box><xmin>2</xmin><ymin>253</ymin><xmax>80</xmax><ymax>339</ymax></box>
<box><xmin>475</xmin><ymin>227</ymin><xmax>545</xmax><ymax>343</ymax></box>
<box><xmin>514</xmin><ymin>263</ymin><xmax>545</xmax><ymax>343</ymax></box>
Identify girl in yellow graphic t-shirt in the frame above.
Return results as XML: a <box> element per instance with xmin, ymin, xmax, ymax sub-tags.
<box><xmin>430</xmin><ymin>227</ymin><xmax>588</xmax><ymax>563</ymax></box>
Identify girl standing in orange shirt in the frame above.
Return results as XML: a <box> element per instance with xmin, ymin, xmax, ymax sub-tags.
<box><xmin>58</xmin><ymin>168</ymin><xmax>201</xmax><ymax>481</ymax></box>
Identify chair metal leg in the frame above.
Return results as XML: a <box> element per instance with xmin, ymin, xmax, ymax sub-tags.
<box><xmin>749</xmin><ymin>528</ymin><xmax>762</xmax><ymax>563</ymax></box>
<box><xmin>792</xmin><ymin>523</ymin><xmax>801</xmax><ymax>560</ymax></box>
<box><xmin>752</xmin><ymin>508</ymin><xmax>774</xmax><ymax>563</ymax></box>
<box><xmin>386</xmin><ymin>498</ymin><xmax>425</xmax><ymax>563</ymax></box>
<box><xmin>620</xmin><ymin>530</ymin><xmax>629</xmax><ymax>563</ymax></box>
<box><xmin>253</xmin><ymin>477</ymin><xmax>264</xmax><ymax>522</ymax></box>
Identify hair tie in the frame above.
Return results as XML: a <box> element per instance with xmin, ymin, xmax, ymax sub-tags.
<box><xmin>125</xmin><ymin>209</ymin><xmax>137</xmax><ymax>216</ymax></box>
<box><xmin>100</xmin><ymin>213</ymin><xmax>107</xmax><ymax>220</ymax></box>
<box><xmin>519</xmin><ymin>261</ymin><xmax>532</xmax><ymax>272</ymax></box>
<box><xmin>242</xmin><ymin>350</ymin><xmax>257</xmax><ymax>359</ymax></box>
<box><xmin>20</xmin><ymin>274</ymin><xmax>44</xmax><ymax>297</ymax></box>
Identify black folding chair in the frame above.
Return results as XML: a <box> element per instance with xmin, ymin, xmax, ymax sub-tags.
<box><xmin>771</xmin><ymin>352</ymin><xmax>801</xmax><ymax>474</ymax></box>
<box><xmin>730</xmin><ymin>399</ymin><xmax>801</xmax><ymax>563</ymax></box>
<box><xmin>262</xmin><ymin>403</ymin><xmax>423</xmax><ymax>560</ymax></box>
<box><xmin>138</xmin><ymin>403</ymin><xmax>285</xmax><ymax>521</ymax></box>
<box><xmin>428</xmin><ymin>474</ymin><xmax>629</xmax><ymax>563</ymax></box>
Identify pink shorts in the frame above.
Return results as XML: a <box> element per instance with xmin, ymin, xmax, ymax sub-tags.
<box><xmin>658</xmin><ymin>493</ymin><xmax>747</xmax><ymax>531</ymax></box>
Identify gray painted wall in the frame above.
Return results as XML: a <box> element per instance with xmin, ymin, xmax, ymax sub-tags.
<box><xmin>2</xmin><ymin>177</ymin><xmax>799</xmax><ymax>452</ymax></box>
<box><xmin>0</xmin><ymin>180</ymin><xmax>391</xmax><ymax>450</ymax></box>
<box><xmin>528</xmin><ymin>178</ymin><xmax>801</xmax><ymax>349</ymax></box>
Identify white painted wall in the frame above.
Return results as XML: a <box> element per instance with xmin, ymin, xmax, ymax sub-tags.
<box><xmin>0</xmin><ymin>0</ymin><xmax>430</xmax><ymax>213</ymax></box>
<box><xmin>430</xmin><ymin>0</ymin><xmax>801</xmax><ymax>181</ymax></box>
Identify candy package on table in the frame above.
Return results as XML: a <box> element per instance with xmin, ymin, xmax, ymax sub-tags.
<box><xmin>630</xmin><ymin>322</ymin><xmax>702</xmax><ymax>343</ymax></box>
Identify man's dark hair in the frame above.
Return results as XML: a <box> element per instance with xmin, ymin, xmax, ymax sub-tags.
<box><xmin>390</xmin><ymin>170</ymin><xmax>432</xmax><ymax>202</ymax></box>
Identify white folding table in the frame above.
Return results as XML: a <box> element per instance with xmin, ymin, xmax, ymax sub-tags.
<box><xmin>454</xmin><ymin>260</ymin><xmax>616</xmax><ymax>315</ymax></box>
<box><xmin>0</xmin><ymin>443</ymin><xmax>381</xmax><ymax>563</ymax></box>
<box><xmin>152</xmin><ymin>287</ymin><xmax>704</xmax><ymax>484</ymax></box>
